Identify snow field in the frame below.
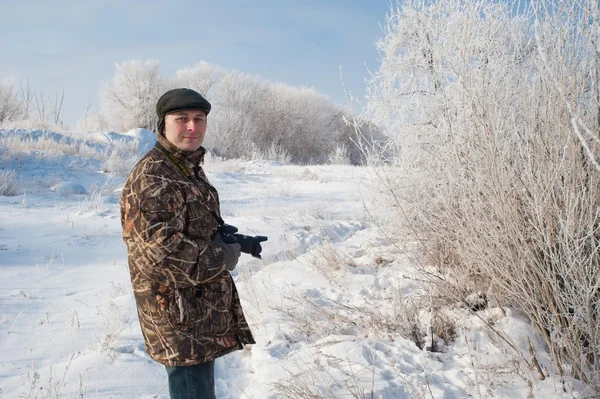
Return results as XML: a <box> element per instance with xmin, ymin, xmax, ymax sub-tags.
<box><xmin>0</xmin><ymin>129</ymin><xmax>583</xmax><ymax>398</ymax></box>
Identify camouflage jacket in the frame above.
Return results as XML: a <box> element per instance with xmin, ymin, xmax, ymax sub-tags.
<box><xmin>120</xmin><ymin>133</ymin><xmax>255</xmax><ymax>367</ymax></box>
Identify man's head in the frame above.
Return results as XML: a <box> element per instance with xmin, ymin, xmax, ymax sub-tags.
<box><xmin>156</xmin><ymin>88</ymin><xmax>211</xmax><ymax>151</ymax></box>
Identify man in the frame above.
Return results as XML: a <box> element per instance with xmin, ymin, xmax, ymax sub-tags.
<box><xmin>120</xmin><ymin>88</ymin><xmax>255</xmax><ymax>399</ymax></box>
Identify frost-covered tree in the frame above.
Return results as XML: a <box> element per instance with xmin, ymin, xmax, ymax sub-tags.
<box><xmin>175</xmin><ymin>61</ymin><xmax>223</xmax><ymax>98</ymax></box>
<box><xmin>0</xmin><ymin>79</ymin><xmax>23</xmax><ymax>124</ymax></box>
<box><xmin>96</xmin><ymin>60</ymin><xmax>368</xmax><ymax>163</ymax></box>
<box><xmin>0</xmin><ymin>80</ymin><xmax>68</xmax><ymax>130</ymax></box>
<box><xmin>207</xmin><ymin>72</ymin><xmax>362</xmax><ymax>164</ymax></box>
<box><xmin>206</xmin><ymin>70</ymin><xmax>267</xmax><ymax>158</ymax></box>
<box><xmin>31</xmin><ymin>88</ymin><xmax>65</xmax><ymax>128</ymax></box>
<box><xmin>256</xmin><ymin>84</ymin><xmax>340</xmax><ymax>163</ymax></box>
<box><xmin>100</xmin><ymin>60</ymin><xmax>166</xmax><ymax>131</ymax></box>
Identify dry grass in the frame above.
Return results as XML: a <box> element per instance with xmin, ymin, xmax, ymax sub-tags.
<box><xmin>0</xmin><ymin>132</ymin><xmax>103</xmax><ymax>159</ymax></box>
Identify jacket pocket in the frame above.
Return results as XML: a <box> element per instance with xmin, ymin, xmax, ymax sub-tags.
<box><xmin>160</xmin><ymin>287</ymin><xmax>196</xmax><ymax>330</ymax></box>
<box><xmin>196</xmin><ymin>279</ymin><xmax>234</xmax><ymax>334</ymax></box>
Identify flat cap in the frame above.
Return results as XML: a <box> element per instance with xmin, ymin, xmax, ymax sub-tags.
<box><xmin>156</xmin><ymin>88</ymin><xmax>211</xmax><ymax>118</ymax></box>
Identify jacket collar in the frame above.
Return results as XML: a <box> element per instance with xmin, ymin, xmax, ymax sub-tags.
<box><xmin>157</xmin><ymin>133</ymin><xmax>206</xmax><ymax>167</ymax></box>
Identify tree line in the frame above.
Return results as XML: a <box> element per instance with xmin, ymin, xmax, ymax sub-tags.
<box><xmin>1</xmin><ymin>60</ymin><xmax>382</xmax><ymax>164</ymax></box>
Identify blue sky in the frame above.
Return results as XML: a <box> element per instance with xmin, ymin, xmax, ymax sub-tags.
<box><xmin>0</xmin><ymin>0</ymin><xmax>391</xmax><ymax>127</ymax></box>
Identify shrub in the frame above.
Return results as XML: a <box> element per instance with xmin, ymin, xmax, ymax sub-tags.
<box><xmin>0</xmin><ymin>169</ymin><xmax>22</xmax><ymax>196</ymax></box>
<box><xmin>101</xmin><ymin>139</ymin><xmax>138</xmax><ymax>177</ymax></box>
<box><xmin>364</xmin><ymin>0</ymin><xmax>600</xmax><ymax>392</ymax></box>
<box><xmin>0</xmin><ymin>79</ymin><xmax>23</xmax><ymax>124</ymax></box>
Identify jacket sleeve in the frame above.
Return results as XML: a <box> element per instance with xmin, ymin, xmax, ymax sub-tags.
<box><xmin>123</xmin><ymin>168</ymin><xmax>226</xmax><ymax>289</ymax></box>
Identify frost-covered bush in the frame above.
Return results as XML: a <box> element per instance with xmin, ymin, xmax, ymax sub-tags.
<box><xmin>328</xmin><ymin>144</ymin><xmax>350</xmax><ymax>165</ymax></box>
<box><xmin>101</xmin><ymin>139</ymin><xmax>139</xmax><ymax>177</ymax></box>
<box><xmin>0</xmin><ymin>79</ymin><xmax>23</xmax><ymax>124</ymax></box>
<box><xmin>365</xmin><ymin>0</ymin><xmax>600</xmax><ymax>391</ymax></box>
<box><xmin>0</xmin><ymin>169</ymin><xmax>22</xmax><ymax>196</ymax></box>
<box><xmin>79</xmin><ymin>180</ymin><xmax>120</xmax><ymax>214</ymax></box>
<box><xmin>251</xmin><ymin>142</ymin><xmax>291</xmax><ymax>164</ymax></box>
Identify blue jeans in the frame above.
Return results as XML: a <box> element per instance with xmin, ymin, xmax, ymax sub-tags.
<box><xmin>165</xmin><ymin>361</ymin><xmax>215</xmax><ymax>399</ymax></box>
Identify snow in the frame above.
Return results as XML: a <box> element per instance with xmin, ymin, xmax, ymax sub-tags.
<box><xmin>0</xmin><ymin>129</ymin><xmax>585</xmax><ymax>398</ymax></box>
<box><xmin>53</xmin><ymin>182</ymin><xmax>88</xmax><ymax>195</ymax></box>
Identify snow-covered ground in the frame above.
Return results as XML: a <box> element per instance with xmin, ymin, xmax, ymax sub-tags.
<box><xmin>0</xmin><ymin>129</ymin><xmax>584</xmax><ymax>398</ymax></box>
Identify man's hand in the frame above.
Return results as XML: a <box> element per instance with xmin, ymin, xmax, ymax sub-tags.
<box><xmin>213</xmin><ymin>233</ymin><xmax>241</xmax><ymax>271</ymax></box>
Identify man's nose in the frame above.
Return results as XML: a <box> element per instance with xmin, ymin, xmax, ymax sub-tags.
<box><xmin>186</xmin><ymin>120</ymin><xmax>198</xmax><ymax>130</ymax></box>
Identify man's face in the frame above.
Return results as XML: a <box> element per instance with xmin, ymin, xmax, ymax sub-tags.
<box><xmin>164</xmin><ymin>109</ymin><xmax>207</xmax><ymax>151</ymax></box>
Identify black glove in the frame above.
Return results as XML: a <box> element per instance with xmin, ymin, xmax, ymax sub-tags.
<box><xmin>217</xmin><ymin>223</ymin><xmax>268</xmax><ymax>259</ymax></box>
<box><xmin>213</xmin><ymin>233</ymin><xmax>241</xmax><ymax>271</ymax></box>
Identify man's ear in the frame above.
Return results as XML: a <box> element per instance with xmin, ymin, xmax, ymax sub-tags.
<box><xmin>157</xmin><ymin>117</ymin><xmax>165</xmax><ymax>135</ymax></box>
